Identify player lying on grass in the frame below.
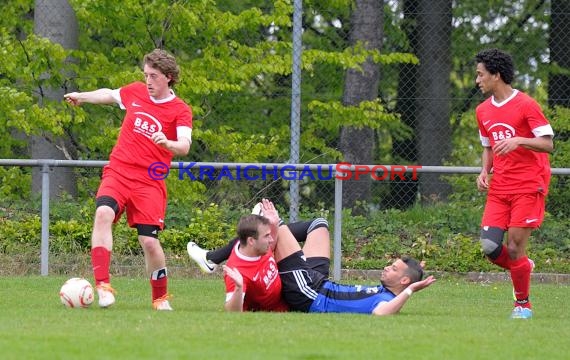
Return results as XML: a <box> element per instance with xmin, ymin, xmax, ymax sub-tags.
<box><xmin>188</xmin><ymin>199</ymin><xmax>436</xmax><ymax>315</ymax></box>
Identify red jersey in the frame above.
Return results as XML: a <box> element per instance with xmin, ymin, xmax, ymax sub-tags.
<box><xmin>224</xmin><ymin>242</ymin><xmax>289</xmax><ymax>312</ymax></box>
<box><xmin>108</xmin><ymin>82</ymin><xmax>192</xmax><ymax>173</ymax></box>
<box><xmin>476</xmin><ymin>90</ymin><xmax>553</xmax><ymax>195</ymax></box>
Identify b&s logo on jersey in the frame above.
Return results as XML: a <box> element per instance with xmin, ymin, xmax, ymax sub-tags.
<box><xmin>133</xmin><ymin>112</ymin><xmax>162</xmax><ymax>138</ymax></box>
<box><xmin>488</xmin><ymin>123</ymin><xmax>515</xmax><ymax>142</ymax></box>
<box><xmin>262</xmin><ymin>260</ymin><xmax>279</xmax><ymax>290</ymax></box>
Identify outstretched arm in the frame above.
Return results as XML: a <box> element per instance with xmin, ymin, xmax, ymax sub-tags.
<box><xmin>372</xmin><ymin>275</ymin><xmax>436</xmax><ymax>316</ymax></box>
<box><xmin>64</xmin><ymin>88</ymin><xmax>117</xmax><ymax>106</ymax></box>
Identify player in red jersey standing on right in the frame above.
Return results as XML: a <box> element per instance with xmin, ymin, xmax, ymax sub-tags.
<box><xmin>474</xmin><ymin>49</ymin><xmax>554</xmax><ymax>319</ymax></box>
<box><xmin>64</xmin><ymin>49</ymin><xmax>193</xmax><ymax>311</ymax></box>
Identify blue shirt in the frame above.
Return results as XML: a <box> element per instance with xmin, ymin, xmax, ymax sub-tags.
<box><xmin>308</xmin><ymin>281</ymin><xmax>396</xmax><ymax>314</ymax></box>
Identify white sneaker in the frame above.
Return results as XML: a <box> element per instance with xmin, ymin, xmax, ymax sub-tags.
<box><xmin>153</xmin><ymin>295</ymin><xmax>173</xmax><ymax>311</ymax></box>
<box><xmin>251</xmin><ymin>202</ymin><xmax>263</xmax><ymax>216</ymax></box>
<box><xmin>187</xmin><ymin>242</ymin><xmax>217</xmax><ymax>273</ymax></box>
<box><xmin>96</xmin><ymin>283</ymin><xmax>116</xmax><ymax>308</ymax></box>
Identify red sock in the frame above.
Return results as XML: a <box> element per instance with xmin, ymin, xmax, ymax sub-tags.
<box><xmin>150</xmin><ymin>267</ymin><xmax>168</xmax><ymax>301</ymax></box>
<box><xmin>91</xmin><ymin>247</ymin><xmax>111</xmax><ymax>285</ymax></box>
<box><xmin>490</xmin><ymin>245</ymin><xmax>511</xmax><ymax>270</ymax></box>
<box><xmin>510</xmin><ymin>256</ymin><xmax>532</xmax><ymax>308</ymax></box>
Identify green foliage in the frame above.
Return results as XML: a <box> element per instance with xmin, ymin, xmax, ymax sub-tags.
<box><xmin>1</xmin><ymin>1</ymin><xmax>569</xmax><ymax>275</ymax></box>
<box><xmin>0</xmin><ymin>167</ymin><xmax>31</xmax><ymax>200</ymax></box>
<box><xmin>309</xmin><ymin>99</ymin><xmax>402</xmax><ymax>131</ymax></box>
<box><xmin>337</xmin><ymin>201</ymin><xmax>570</xmax><ymax>273</ymax></box>
<box><xmin>0</xmin><ymin>216</ymin><xmax>40</xmax><ymax>254</ymax></box>
<box><xmin>0</xmin><ymin>0</ymin><xmax>417</xmax><ymax>169</ymax></box>
<box><xmin>164</xmin><ymin>203</ymin><xmax>235</xmax><ymax>252</ymax></box>
<box><xmin>545</xmin><ymin>106</ymin><xmax>570</xmax><ymax>216</ymax></box>
<box><xmin>1</xmin><ymin>196</ymin><xmax>570</xmax><ymax>273</ymax></box>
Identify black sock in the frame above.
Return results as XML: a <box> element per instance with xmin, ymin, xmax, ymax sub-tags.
<box><xmin>206</xmin><ymin>237</ymin><xmax>238</xmax><ymax>264</ymax></box>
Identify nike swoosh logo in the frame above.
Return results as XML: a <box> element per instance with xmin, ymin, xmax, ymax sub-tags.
<box><xmin>205</xmin><ymin>262</ymin><xmax>216</xmax><ymax>271</ymax></box>
<box><xmin>525</xmin><ymin>218</ymin><xmax>538</xmax><ymax>224</ymax></box>
<box><xmin>132</xmin><ymin>101</ymin><xmax>142</xmax><ymax>107</ymax></box>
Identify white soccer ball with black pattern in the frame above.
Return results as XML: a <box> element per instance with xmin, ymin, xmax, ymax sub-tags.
<box><xmin>59</xmin><ymin>277</ymin><xmax>94</xmax><ymax>308</ymax></box>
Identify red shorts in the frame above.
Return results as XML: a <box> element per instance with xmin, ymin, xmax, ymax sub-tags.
<box><xmin>481</xmin><ymin>192</ymin><xmax>545</xmax><ymax>230</ymax></box>
<box><xmin>96</xmin><ymin>165</ymin><xmax>167</xmax><ymax>229</ymax></box>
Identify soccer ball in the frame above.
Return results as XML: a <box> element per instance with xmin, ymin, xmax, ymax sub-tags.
<box><xmin>59</xmin><ymin>277</ymin><xmax>94</xmax><ymax>308</ymax></box>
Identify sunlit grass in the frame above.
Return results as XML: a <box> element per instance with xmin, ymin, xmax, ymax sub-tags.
<box><xmin>0</xmin><ymin>276</ymin><xmax>568</xmax><ymax>359</ymax></box>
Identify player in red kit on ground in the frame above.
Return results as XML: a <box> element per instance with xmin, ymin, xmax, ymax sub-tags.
<box><xmin>474</xmin><ymin>48</ymin><xmax>554</xmax><ymax>319</ymax></box>
<box><xmin>222</xmin><ymin>214</ymin><xmax>289</xmax><ymax>312</ymax></box>
<box><xmin>64</xmin><ymin>49</ymin><xmax>193</xmax><ymax>310</ymax></box>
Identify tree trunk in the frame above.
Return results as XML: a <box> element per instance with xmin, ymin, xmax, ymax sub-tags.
<box><xmin>340</xmin><ymin>0</ymin><xmax>382</xmax><ymax>209</ymax></box>
<box><xmin>548</xmin><ymin>0</ymin><xmax>570</xmax><ymax>108</ymax></box>
<box><xmin>32</xmin><ymin>0</ymin><xmax>78</xmax><ymax>198</ymax></box>
<box><xmin>390</xmin><ymin>0</ymin><xmax>419</xmax><ymax>209</ymax></box>
<box><xmin>415</xmin><ymin>0</ymin><xmax>452</xmax><ymax>203</ymax></box>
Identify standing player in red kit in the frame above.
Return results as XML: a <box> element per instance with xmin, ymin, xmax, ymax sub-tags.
<box><xmin>64</xmin><ymin>49</ymin><xmax>193</xmax><ymax>310</ymax></box>
<box><xmin>474</xmin><ymin>49</ymin><xmax>554</xmax><ymax>319</ymax></box>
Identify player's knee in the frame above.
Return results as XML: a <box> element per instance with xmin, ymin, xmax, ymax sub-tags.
<box><xmin>94</xmin><ymin>197</ymin><xmax>118</xmax><ymax>224</ymax></box>
<box><xmin>96</xmin><ymin>196</ymin><xmax>120</xmax><ymax>215</ymax></box>
<box><xmin>307</xmin><ymin>218</ymin><xmax>329</xmax><ymax>234</ymax></box>
<box><xmin>480</xmin><ymin>226</ymin><xmax>505</xmax><ymax>259</ymax></box>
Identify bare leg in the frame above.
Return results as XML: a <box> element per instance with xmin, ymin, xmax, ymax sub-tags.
<box><xmin>92</xmin><ymin>206</ymin><xmax>114</xmax><ymax>250</ymax></box>
<box><xmin>139</xmin><ymin>236</ymin><xmax>166</xmax><ymax>275</ymax></box>
<box><xmin>273</xmin><ymin>225</ymin><xmax>303</xmax><ymax>262</ymax></box>
<box><xmin>302</xmin><ymin>227</ymin><xmax>330</xmax><ymax>259</ymax></box>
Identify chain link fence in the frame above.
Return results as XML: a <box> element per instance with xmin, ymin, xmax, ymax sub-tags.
<box><xmin>187</xmin><ymin>0</ymin><xmax>569</xmax><ymax>216</ymax></box>
<box><xmin>4</xmin><ymin>0</ymin><xmax>570</xmax><ymax>218</ymax></box>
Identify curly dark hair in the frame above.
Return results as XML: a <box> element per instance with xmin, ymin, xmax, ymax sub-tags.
<box><xmin>143</xmin><ymin>49</ymin><xmax>180</xmax><ymax>87</ymax></box>
<box><xmin>475</xmin><ymin>48</ymin><xmax>514</xmax><ymax>85</ymax></box>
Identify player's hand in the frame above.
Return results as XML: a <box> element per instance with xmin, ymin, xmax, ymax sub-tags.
<box><xmin>493</xmin><ymin>137</ymin><xmax>520</xmax><ymax>156</ymax></box>
<box><xmin>151</xmin><ymin>131</ymin><xmax>170</xmax><ymax>148</ymax></box>
<box><xmin>476</xmin><ymin>171</ymin><xmax>490</xmax><ymax>192</ymax></box>
<box><xmin>408</xmin><ymin>275</ymin><xmax>436</xmax><ymax>293</ymax></box>
<box><xmin>260</xmin><ymin>198</ymin><xmax>280</xmax><ymax>226</ymax></box>
<box><xmin>64</xmin><ymin>92</ymin><xmax>81</xmax><ymax>106</ymax></box>
<box><xmin>223</xmin><ymin>265</ymin><xmax>243</xmax><ymax>289</ymax></box>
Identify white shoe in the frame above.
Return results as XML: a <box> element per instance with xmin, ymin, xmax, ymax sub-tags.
<box><xmin>153</xmin><ymin>295</ymin><xmax>173</xmax><ymax>311</ymax></box>
<box><xmin>96</xmin><ymin>283</ymin><xmax>116</xmax><ymax>308</ymax></box>
<box><xmin>251</xmin><ymin>202</ymin><xmax>263</xmax><ymax>216</ymax></box>
<box><xmin>187</xmin><ymin>242</ymin><xmax>217</xmax><ymax>273</ymax></box>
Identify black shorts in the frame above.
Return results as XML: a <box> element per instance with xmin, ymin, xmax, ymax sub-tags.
<box><xmin>278</xmin><ymin>250</ymin><xmax>329</xmax><ymax>312</ymax></box>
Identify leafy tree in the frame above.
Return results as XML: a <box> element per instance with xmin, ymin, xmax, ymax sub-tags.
<box><xmin>1</xmin><ymin>0</ymin><xmax>412</xmax><ymax>210</ymax></box>
<box><xmin>31</xmin><ymin>0</ymin><xmax>79</xmax><ymax>198</ymax></box>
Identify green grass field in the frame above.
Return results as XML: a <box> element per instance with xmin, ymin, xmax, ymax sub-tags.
<box><xmin>0</xmin><ymin>276</ymin><xmax>568</xmax><ymax>360</ymax></box>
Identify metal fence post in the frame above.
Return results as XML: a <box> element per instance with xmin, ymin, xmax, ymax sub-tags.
<box><xmin>40</xmin><ymin>162</ymin><xmax>50</xmax><ymax>276</ymax></box>
<box><xmin>289</xmin><ymin>0</ymin><xmax>302</xmax><ymax>222</ymax></box>
<box><xmin>333</xmin><ymin>175</ymin><xmax>343</xmax><ymax>281</ymax></box>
